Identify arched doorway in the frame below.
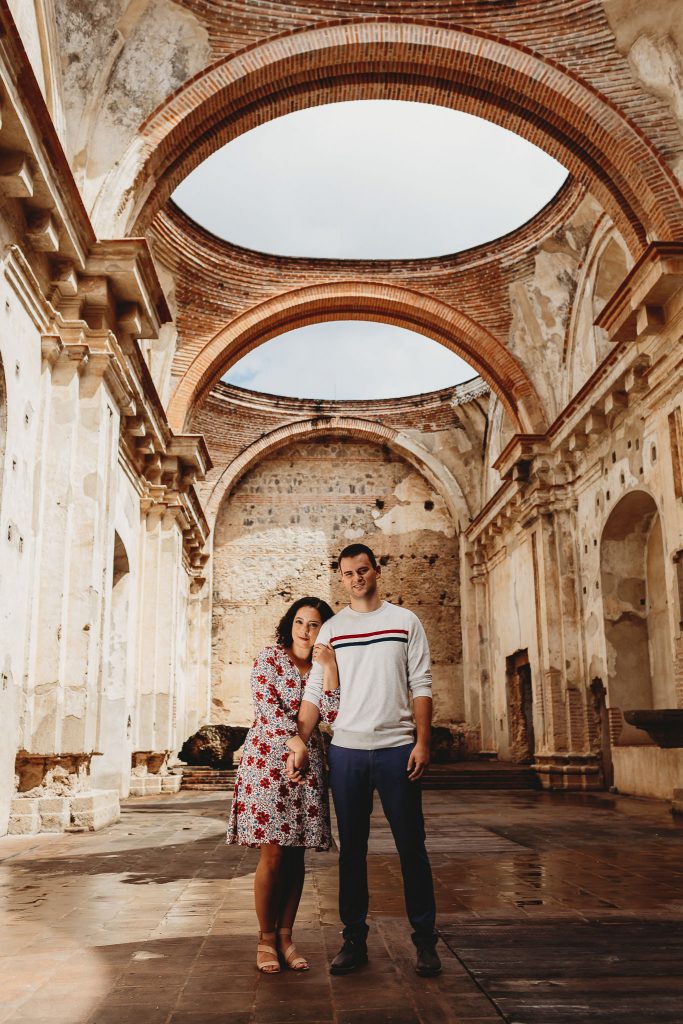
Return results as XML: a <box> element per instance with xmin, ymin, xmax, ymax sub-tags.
<box><xmin>600</xmin><ymin>491</ymin><xmax>675</xmax><ymax>745</ymax></box>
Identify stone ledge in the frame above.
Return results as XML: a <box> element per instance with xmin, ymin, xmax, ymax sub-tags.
<box><xmin>8</xmin><ymin>790</ymin><xmax>120</xmax><ymax>835</ymax></box>
<box><xmin>128</xmin><ymin>773</ymin><xmax>182</xmax><ymax>796</ymax></box>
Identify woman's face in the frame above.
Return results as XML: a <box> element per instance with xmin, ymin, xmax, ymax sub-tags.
<box><xmin>291</xmin><ymin>606</ymin><xmax>323</xmax><ymax>652</ymax></box>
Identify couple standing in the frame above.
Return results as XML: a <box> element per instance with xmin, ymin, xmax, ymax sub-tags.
<box><xmin>226</xmin><ymin>542</ymin><xmax>441</xmax><ymax>978</ymax></box>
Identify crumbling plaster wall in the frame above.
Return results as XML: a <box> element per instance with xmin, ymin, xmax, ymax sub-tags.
<box><xmin>212</xmin><ymin>436</ymin><xmax>463</xmax><ymax>731</ymax></box>
<box><xmin>0</xmin><ymin>250</ymin><xmax>46</xmax><ymax>835</ymax></box>
<box><xmin>54</xmin><ymin>0</ymin><xmax>210</xmax><ymax>205</ymax></box>
<box><xmin>604</xmin><ymin>0</ymin><xmax>683</xmax><ymax>184</ymax></box>
<box><xmin>507</xmin><ymin>194</ymin><xmax>604</xmax><ymax>426</ymax></box>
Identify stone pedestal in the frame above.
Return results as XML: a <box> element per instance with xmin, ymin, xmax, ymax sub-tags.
<box><xmin>533</xmin><ymin>754</ymin><xmax>603</xmax><ymax>790</ymax></box>
<box><xmin>8</xmin><ymin>789</ymin><xmax>120</xmax><ymax>834</ymax></box>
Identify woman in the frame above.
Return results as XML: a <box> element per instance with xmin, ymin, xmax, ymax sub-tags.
<box><xmin>227</xmin><ymin>597</ymin><xmax>339</xmax><ymax>974</ymax></box>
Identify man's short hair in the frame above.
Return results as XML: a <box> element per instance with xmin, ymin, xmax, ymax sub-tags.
<box><xmin>338</xmin><ymin>543</ymin><xmax>378</xmax><ymax>569</ymax></box>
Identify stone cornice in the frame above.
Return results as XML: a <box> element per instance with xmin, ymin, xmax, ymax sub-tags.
<box><xmin>595</xmin><ymin>242</ymin><xmax>683</xmax><ymax>344</ymax></box>
<box><xmin>0</xmin><ymin>2</ymin><xmax>94</xmax><ymax>265</ymax></box>
<box><xmin>84</xmin><ymin>240</ymin><xmax>171</xmax><ymax>338</ymax></box>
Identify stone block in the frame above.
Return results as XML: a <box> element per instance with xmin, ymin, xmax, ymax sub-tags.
<box><xmin>68</xmin><ymin>790</ymin><xmax>120</xmax><ymax>832</ymax></box>
<box><xmin>128</xmin><ymin>775</ymin><xmax>162</xmax><ymax>797</ymax></box>
<box><xmin>7</xmin><ymin>797</ymin><xmax>39</xmax><ymax>835</ymax></box>
<box><xmin>38</xmin><ymin>796</ymin><xmax>70</xmax><ymax>832</ymax></box>
<box><xmin>161</xmin><ymin>774</ymin><xmax>182</xmax><ymax>793</ymax></box>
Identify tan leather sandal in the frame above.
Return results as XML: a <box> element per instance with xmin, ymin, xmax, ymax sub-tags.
<box><xmin>277</xmin><ymin>928</ymin><xmax>309</xmax><ymax>971</ymax></box>
<box><xmin>257</xmin><ymin>931</ymin><xmax>280</xmax><ymax>973</ymax></box>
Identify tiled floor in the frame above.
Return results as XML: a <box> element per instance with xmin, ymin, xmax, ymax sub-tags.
<box><xmin>1</xmin><ymin>788</ymin><xmax>683</xmax><ymax>1023</ymax></box>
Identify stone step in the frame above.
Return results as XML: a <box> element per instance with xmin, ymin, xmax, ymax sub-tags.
<box><xmin>178</xmin><ymin>762</ymin><xmax>540</xmax><ymax>792</ymax></box>
<box><xmin>179</xmin><ymin>766</ymin><xmax>237</xmax><ymax>790</ymax></box>
<box><xmin>422</xmin><ymin>763</ymin><xmax>541</xmax><ymax>790</ymax></box>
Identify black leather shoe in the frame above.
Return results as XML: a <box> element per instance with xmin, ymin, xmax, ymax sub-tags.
<box><xmin>330</xmin><ymin>937</ymin><xmax>369</xmax><ymax>974</ymax></box>
<box><xmin>414</xmin><ymin>938</ymin><xmax>442</xmax><ymax>977</ymax></box>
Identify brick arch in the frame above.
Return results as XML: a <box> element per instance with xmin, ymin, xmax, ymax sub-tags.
<box><xmin>167</xmin><ymin>281</ymin><xmax>545</xmax><ymax>434</ymax></box>
<box><xmin>94</xmin><ymin>19</ymin><xmax>683</xmax><ymax>253</ymax></box>
<box><xmin>205</xmin><ymin>415</ymin><xmax>472</xmax><ymax>531</ymax></box>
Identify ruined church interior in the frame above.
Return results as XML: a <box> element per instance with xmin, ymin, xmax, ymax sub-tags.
<box><xmin>1</xmin><ymin>2</ymin><xmax>683</xmax><ymax>1021</ymax></box>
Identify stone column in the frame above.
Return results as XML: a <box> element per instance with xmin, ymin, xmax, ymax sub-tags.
<box><xmin>135</xmin><ymin>506</ymin><xmax>182</xmax><ymax>758</ymax></box>
<box><xmin>26</xmin><ymin>340</ymin><xmax>118</xmax><ymax>757</ymax></box>
<box><xmin>531</xmin><ymin>506</ymin><xmax>600</xmax><ymax>789</ymax></box>
<box><xmin>463</xmin><ymin>540</ymin><xmax>495</xmax><ymax>753</ymax></box>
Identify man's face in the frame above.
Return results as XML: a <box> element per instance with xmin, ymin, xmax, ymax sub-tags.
<box><xmin>339</xmin><ymin>553</ymin><xmax>380</xmax><ymax>602</ymax></box>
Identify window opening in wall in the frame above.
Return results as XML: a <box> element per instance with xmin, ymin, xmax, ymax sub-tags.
<box><xmin>505</xmin><ymin>650</ymin><xmax>535</xmax><ymax>764</ymax></box>
<box><xmin>173</xmin><ymin>101</ymin><xmax>567</xmax><ymax>260</ymax></box>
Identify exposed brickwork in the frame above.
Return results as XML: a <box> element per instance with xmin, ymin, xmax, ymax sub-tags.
<box><xmin>194</xmin><ymin>379</ymin><xmax>488</xmax><ymax>466</ymax></box>
<box><xmin>152</xmin><ymin>193</ymin><xmax>597</xmax><ymax>434</ymax></box>
<box><xmin>126</xmin><ymin>15</ymin><xmax>683</xmax><ymax>249</ymax></box>
<box><xmin>192</xmin><ymin>381</ymin><xmax>490</xmax><ymax>531</ymax></box>
<box><xmin>212</xmin><ymin>435</ymin><xmax>463</xmax><ymax>726</ymax></box>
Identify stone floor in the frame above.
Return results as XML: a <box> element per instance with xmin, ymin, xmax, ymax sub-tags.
<box><xmin>1</xmin><ymin>788</ymin><xmax>683</xmax><ymax>1024</ymax></box>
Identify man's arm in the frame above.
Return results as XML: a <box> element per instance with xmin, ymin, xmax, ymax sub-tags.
<box><xmin>407</xmin><ymin>615</ymin><xmax>433</xmax><ymax>780</ymax></box>
<box><xmin>407</xmin><ymin>695</ymin><xmax>432</xmax><ymax>780</ymax></box>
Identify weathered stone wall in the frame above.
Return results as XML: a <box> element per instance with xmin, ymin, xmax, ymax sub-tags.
<box><xmin>212</xmin><ymin>436</ymin><xmax>463</xmax><ymax>729</ymax></box>
<box><xmin>0</xmin><ymin>252</ymin><xmax>48</xmax><ymax>835</ymax></box>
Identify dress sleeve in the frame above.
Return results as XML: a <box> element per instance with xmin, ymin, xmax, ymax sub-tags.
<box><xmin>319</xmin><ymin>687</ymin><xmax>340</xmax><ymax>725</ymax></box>
<box><xmin>250</xmin><ymin>647</ymin><xmax>283</xmax><ymax>721</ymax></box>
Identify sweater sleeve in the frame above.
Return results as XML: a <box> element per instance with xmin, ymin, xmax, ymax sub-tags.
<box><xmin>407</xmin><ymin>614</ymin><xmax>432</xmax><ymax>700</ymax></box>
<box><xmin>302</xmin><ymin>620</ymin><xmax>332</xmax><ymax>709</ymax></box>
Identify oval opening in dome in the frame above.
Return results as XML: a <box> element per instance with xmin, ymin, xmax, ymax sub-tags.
<box><xmin>173</xmin><ymin>100</ymin><xmax>568</xmax><ymax>260</ymax></box>
<box><xmin>222</xmin><ymin>322</ymin><xmax>478</xmax><ymax>401</ymax></box>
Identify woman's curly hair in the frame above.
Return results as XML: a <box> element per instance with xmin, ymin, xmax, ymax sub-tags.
<box><xmin>276</xmin><ymin>596</ymin><xmax>334</xmax><ymax>648</ymax></box>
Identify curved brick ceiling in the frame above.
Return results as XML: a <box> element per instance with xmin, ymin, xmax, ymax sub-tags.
<box><xmin>172</xmin><ymin>102</ymin><xmax>568</xmax><ymax>260</ymax></box>
<box><xmin>151</xmin><ymin>181</ymin><xmax>585</xmax><ymax>432</ymax></box>
<box><xmin>105</xmin><ymin>19</ymin><xmax>683</xmax><ymax>252</ymax></box>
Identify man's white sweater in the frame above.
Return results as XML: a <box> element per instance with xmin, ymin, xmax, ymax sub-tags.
<box><xmin>303</xmin><ymin>601</ymin><xmax>432</xmax><ymax>750</ymax></box>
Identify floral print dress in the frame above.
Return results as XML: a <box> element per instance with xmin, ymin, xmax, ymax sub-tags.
<box><xmin>226</xmin><ymin>644</ymin><xmax>339</xmax><ymax>849</ymax></box>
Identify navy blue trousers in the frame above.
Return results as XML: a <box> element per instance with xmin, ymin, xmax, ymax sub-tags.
<box><xmin>327</xmin><ymin>742</ymin><xmax>437</xmax><ymax>941</ymax></box>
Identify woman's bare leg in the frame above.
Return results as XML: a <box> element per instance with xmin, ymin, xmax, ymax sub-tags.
<box><xmin>255</xmin><ymin>844</ymin><xmax>284</xmax><ymax>972</ymax></box>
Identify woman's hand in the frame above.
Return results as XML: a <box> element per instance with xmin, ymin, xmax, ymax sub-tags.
<box><xmin>313</xmin><ymin>644</ymin><xmax>339</xmax><ymax>692</ymax></box>
<box><xmin>285</xmin><ymin>735</ymin><xmax>310</xmax><ymax>783</ymax></box>
<box><xmin>312</xmin><ymin>643</ymin><xmax>334</xmax><ymax>667</ymax></box>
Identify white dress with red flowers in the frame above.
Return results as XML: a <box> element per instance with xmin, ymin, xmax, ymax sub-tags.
<box><xmin>226</xmin><ymin>644</ymin><xmax>339</xmax><ymax>849</ymax></box>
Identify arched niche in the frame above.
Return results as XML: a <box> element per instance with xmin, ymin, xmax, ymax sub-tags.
<box><xmin>600</xmin><ymin>491</ymin><xmax>675</xmax><ymax>743</ymax></box>
<box><xmin>211</xmin><ymin>433</ymin><xmax>463</xmax><ymax>730</ymax></box>
<box><xmin>564</xmin><ymin>219</ymin><xmax>633</xmax><ymax>403</ymax></box>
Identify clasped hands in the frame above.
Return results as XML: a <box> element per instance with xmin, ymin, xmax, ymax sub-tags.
<box><xmin>285</xmin><ymin>735</ymin><xmax>309</xmax><ymax>785</ymax></box>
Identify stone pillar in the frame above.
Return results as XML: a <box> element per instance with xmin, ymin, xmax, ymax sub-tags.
<box><xmin>135</xmin><ymin>507</ymin><xmax>182</xmax><ymax>758</ymax></box>
<box><xmin>26</xmin><ymin>341</ymin><xmax>118</xmax><ymax>757</ymax></box>
<box><xmin>462</xmin><ymin>540</ymin><xmax>495</xmax><ymax>753</ymax></box>
<box><xmin>531</xmin><ymin>508</ymin><xmax>600</xmax><ymax>789</ymax></box>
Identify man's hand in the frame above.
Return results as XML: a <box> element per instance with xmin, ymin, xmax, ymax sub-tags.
<box><xmin>407</xmin><ymin>741</ymin><xmax>430</xmax><ymax>781</ymax></box>
<box><xmin>285</xmin><ymin>737</ymin><xmax>310</xmax><ymax>784</ymax></box>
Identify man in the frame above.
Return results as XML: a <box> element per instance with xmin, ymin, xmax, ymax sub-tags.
<box><xmin>286</xmin><ymin>542</ymin><xmax>441</xmax><ymax>977</ymax></box>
